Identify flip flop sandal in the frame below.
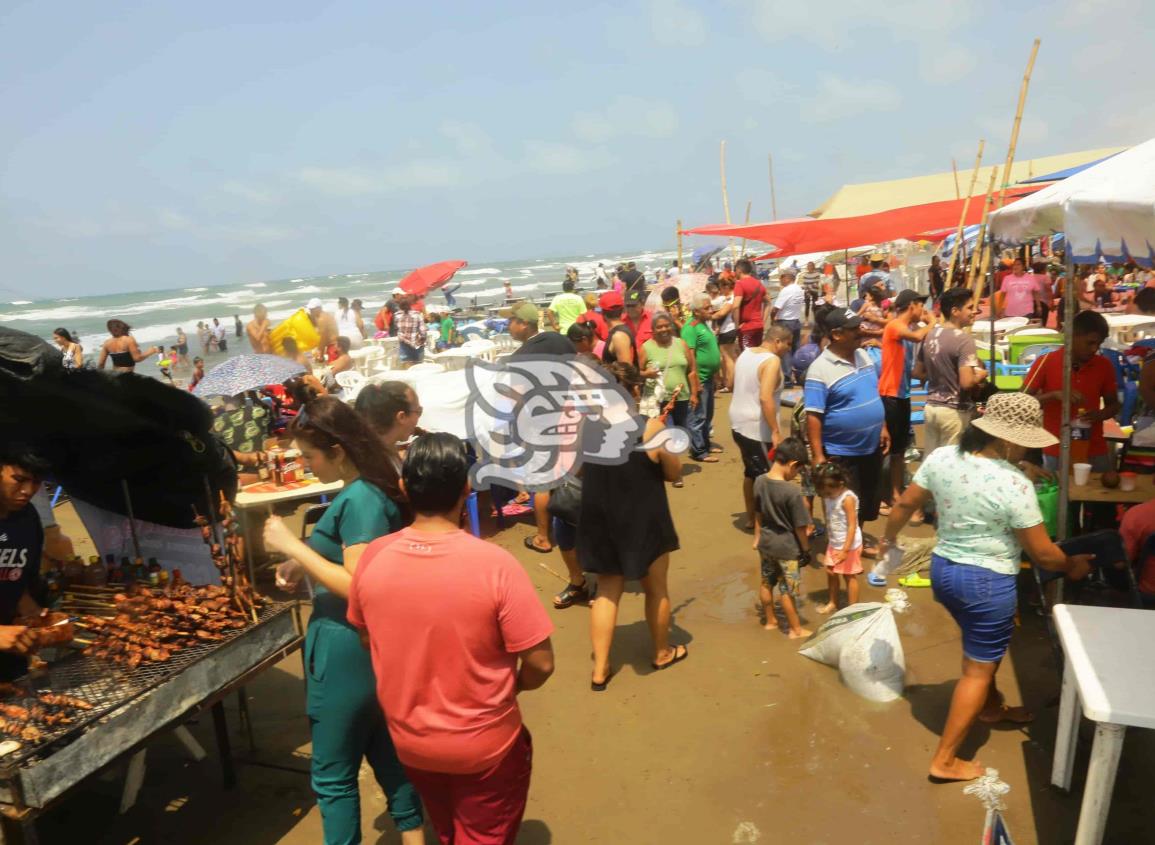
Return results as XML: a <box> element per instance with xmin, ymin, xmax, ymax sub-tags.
<box><xmin>523</xmin><ymin>536</ymin><xmax>552</xmax><ymax>554</ymax></box>
<box><xmin>652</xmin><ymin>644</ymin><xmax>689</xmax><ymax>671</ymax></box>
<box><xmin>553</xmin><ymin>582</ymin><xmax>591</xmax><ymax>609</ymax></box>
<box><xmin>898</xmin><ymin>573</ymin><xmax>932</xmax><ymax>588</ymax></box>
<box><xmin>978</xmin><ymin>704</ymin><xmax>1034</xmax><ymax>725</ymax></box>
<box><xmin>691</xmin><ymin>456</ymin><xmax>720</xmax><ymax>463</ymax></box>
<box><xmin>591</xmin><ymin>667</ymin><xmax>617</xmax><ymax>692</ymax></box>
<box><xmin>672</xmin><ymin>480</ymin><xmax>685</xmax><ymax>488</ymax></box>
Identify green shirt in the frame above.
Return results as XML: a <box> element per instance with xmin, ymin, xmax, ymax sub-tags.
<box><xmin>681</xmin><ymin>319</ymin><xmax>721</xmax><ymax>380</ymax></box>
<box><xmin>439</xmin><ymin>316</ymin><xmax>455</xmax><ymax>343</ymax></box>
<box><xmin>642</xmin><ymin>338</ymin><xmax>691</xmax><ymax>396</ymax></box>
<box><xmin>307</xmin><ymin>478</ymin><xmax>400</xmax><ymax>617</ymax></box>
<box><xmin>549</xmin><ymin>292</ymin><xmax>587</xmax><ymax>333</ymax></box>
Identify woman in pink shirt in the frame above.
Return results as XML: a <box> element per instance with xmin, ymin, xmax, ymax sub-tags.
<box><xmin>998</xmin><ymin>258</ymin><xmax>1039</xmax><ymax>319</ymax></box>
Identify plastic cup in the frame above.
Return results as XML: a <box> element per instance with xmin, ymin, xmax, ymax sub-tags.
<box><xmin>1072</xmin><ymin>463</ymin><xmax>1092</xmax><ymax>485</ymax></box>
<box><xmin>1120</xmin><ymin>472</ymin><xmax>1137</xmax><ymax>492</ymax></box>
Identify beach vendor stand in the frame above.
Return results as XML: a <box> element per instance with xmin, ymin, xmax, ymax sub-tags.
<box><xmin>989</xmin><ymin>137</ymin><xmax>1155</xmax><ymax>845</ymax></box>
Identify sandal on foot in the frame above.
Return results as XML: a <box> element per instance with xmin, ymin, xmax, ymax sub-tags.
<box><xmin>553</xmin><ymin>582</ymin><xmax>592</xmax><ymax>609</ymax></box>
<box><xmin>978</xmin><ymin>704</ymin><xmax>1034</xmax><ymax>725</ymax></box>
<box><xmin>672</xmin><ymin>479</ymin><xmax>685</xmax><ymax>488</ymax></box>
<box><xmin>898</xmin><ymin>572</ymin><xmax>932</xmax><ymax>588</ymax></box>
<box><xmin>652</xmin><ymin>644</ymin><xmax>689</xmax><ymax>671</ymax></box>
<box><xmin>591</xmin><ymin>668</ymin><xmax>616</xmax><ymax>692</ymax></box>
<box><xmin>523</xmin><ymin>536</ymin><xmax>552</xmax><ymax>554</ymax></box>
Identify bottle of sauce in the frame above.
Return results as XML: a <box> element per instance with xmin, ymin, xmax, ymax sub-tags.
<box><xmin>1071</xmin><ymin>406</ymin><xmax>1091</xmax><ymax>466</ymax></box>
<box><xmin>147</xmin><ymin>558</ymin><xmax>162</xmax><ymax>587</ymax></box>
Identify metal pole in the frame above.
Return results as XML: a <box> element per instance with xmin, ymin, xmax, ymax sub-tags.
<box><xmin>1057</xmin><ymin>254</ymin><xmax>1076</xmax><ymax>541</ymax></box>
<box><xmin>120</xmin><ymin>479</ymin><xmax>142</xmax><ymax>561</ymax></box>
<box><xmin>768</xmin><ymin>154</ymin><xmax>779</xmax><ymax>221</ymax></box>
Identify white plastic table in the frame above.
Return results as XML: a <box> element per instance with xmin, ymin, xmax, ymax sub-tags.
<box><xmin>1052</xmin><ymin>604</ymin><xmax>1155</xmax><ymax>845</ymax></box>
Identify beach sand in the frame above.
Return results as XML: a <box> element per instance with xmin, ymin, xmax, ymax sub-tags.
<box><xmin>34</xmin><ymin>395</ymin><xmax>1155</xmax><ymax>844</ymax></box>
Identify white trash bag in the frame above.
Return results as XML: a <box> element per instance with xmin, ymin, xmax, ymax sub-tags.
<box><xmin>798</xmin><ymin>599</ymin><xmax>906</xmax><ymax>702</ymax></box>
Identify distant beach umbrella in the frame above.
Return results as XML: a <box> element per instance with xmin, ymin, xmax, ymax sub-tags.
<box><xmin>193</xmin><ymin>354</ymin><xmax>304</xmax><ymax>398</ymax></box>
<box><xmin>398</xmin><ymin>260</ymin><xmax>468</xmax><ymax>298</ymax></box>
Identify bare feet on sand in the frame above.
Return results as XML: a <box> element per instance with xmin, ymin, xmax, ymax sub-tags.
<box><xmin>787</xmin><ymin>628</ymin><xmax>813</xmax><ymax>639</ymax></box>
<box><xmin>816</xmin><ymin>602</ymin><xmax>838</xmax><ymax>614</ymax></box>
<box><xmin>928</xmin><ymin>758</ymin><xmax>985</xmax><ymax>783</ymax></box>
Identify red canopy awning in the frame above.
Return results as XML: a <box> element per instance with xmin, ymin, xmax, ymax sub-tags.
<box><xmin>683</xmin><ymin>187</ymin><xmax>1043</xmax><ymax>257</ymax></box>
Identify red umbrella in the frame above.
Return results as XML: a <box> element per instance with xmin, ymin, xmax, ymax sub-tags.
<box><xmin>398</xmin><ymin>260</ymin><xmax>468</xmax><ymax>297</ymax></box>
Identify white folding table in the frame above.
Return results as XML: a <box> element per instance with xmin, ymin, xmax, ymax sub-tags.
<box><xmin>1052</xmin><ymin>604</ymin><xmax>1155</xmax><ymax>845</ymax></box>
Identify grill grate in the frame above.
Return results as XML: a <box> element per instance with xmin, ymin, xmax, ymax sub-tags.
<box><xmin>0</xmin><ymin>601</ymin><xmax>296</xmax><ymax>768</ymax></box>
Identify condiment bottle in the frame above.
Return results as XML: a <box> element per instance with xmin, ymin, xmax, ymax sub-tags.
<box><xmin>1071</xmin><ymin>406</ymin><xmax>1091</xmax><ymax>465</ymax></box>
<box><xmin>147</xmin><ymin>558</ymin><xmax>162</xmax><ymax>586</ymax></box>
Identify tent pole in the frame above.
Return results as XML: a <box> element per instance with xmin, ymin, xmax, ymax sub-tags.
<box><xmin>120</xmin><ymin>479</ymin><xmax>142</xmax><ymax>562</ymax></box>
<box><xmin>945</xmin><ymin>140</ymin><xmax>985</xmax><ymax>289</ymax></box>
<box><xmin>996</xmin><ymin>38</ymin><xmax>1041</xmax><ymax>211</ymax></box>
<box><xmin>768</xmin><ymin>154</ymin><xmax>779</xmax><ymax>221</ymax></box>
<box><xmin>1057</xmin><ymin>254</ymin><xmax>1075</xmax><ymax>543</ymax></box>
<box><xmin>676</xmin><ymin>219</ymin><xmax>683</xmax><ymax>271</ymax></box>
<box><xmin>968</xmin><ymin>167</ymin><xmax>1001</xmax><ymax>297</ymax></box>
<box><xmin>843</xmin><ymin>249</ymin><xmax>850</xmax><ymax>308</ymax></box>
<box><xmin>739</xmin><ymin>201</ymin><xmax>752</xmax><ymax>259</ymax></box>
<box><xmin>720</xmin><ymin>140</ymin><xmax>736</xmax><ymax>262</ymax></box>
<box><xmin>951</xmin><ymin>158</ymin><xmax>961</xmax><ymax>199</ymax></box>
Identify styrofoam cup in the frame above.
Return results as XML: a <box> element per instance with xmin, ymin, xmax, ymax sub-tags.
<box><xmin>1073</xmin><ymin>463</ymin><xmax>1092</xmax><ymax>485</ymax></box>
<box><xmin>1120</xmin><ymin>472</ymin><xmax>1137</xmax><ymax>492</ymax></box>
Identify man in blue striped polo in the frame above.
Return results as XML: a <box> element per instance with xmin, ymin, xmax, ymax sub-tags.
<box><xmin>804</xmin><ymin>308</ymin><xmax>891</xmax><ymax>554</ymax></box>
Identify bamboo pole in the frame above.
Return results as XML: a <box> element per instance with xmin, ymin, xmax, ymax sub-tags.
<box><xmin>721</xmin><ymin>140</ymin><xmax>736</xmax><ymax>261</ymax></box>
<box><xmin>944</xmin><ymin>140</ymin><xmax>986</xmax><ymax>289</ymax></box>
<box><xmin>967</xmin><ymin>166</ymin><xmax>1000</xmax><ymax>296</ymax></box>
<box><xmin>951</xmin><ymin>158</ymin><xmax>961</xmax><ymax>199</ymax></box>
<box><xmin>768</xmin><ymin>154</ymin><xmax>778</xmax><ymax>220</ymax></box>
<box><xmin>996</xmin><ymin>38</ymin><xmax>1041</xmax><ymax>210</ymax></box>
<box><xmin>676</xmin><ymin>218</ymin><xmax>683</xmax><ymax>271</ymax></box>
<box><xmin>738</xmin><ymin>201</ymin><xmax>752</xmax><ymax>258</ymax></box>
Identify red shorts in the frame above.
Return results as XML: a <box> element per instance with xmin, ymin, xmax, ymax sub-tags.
<box><xmin>739</xmin><ymin>328</ymin><xmax>763</xmax><ymax>350</ymax></box>
<box><xmin>403</xmin><ymin>727</ymin><xmax>533</xmax><ymax>845</ymax></box>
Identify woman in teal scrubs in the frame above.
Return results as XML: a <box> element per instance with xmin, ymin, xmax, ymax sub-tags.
<box><xmin>264</xmin><ymin>397</ymin><xmax>423</xmax><ymax>845</ymax></box>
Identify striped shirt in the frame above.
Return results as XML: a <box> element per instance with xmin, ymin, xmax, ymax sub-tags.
<box><xmin>804</xmin><ymin>347</ymin><xmax>885</xmax><ymax>457</ymax></box>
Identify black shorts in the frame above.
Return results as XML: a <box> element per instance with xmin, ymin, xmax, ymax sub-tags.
<box><xmin>732</xmin><ymin>430</ymin><xmax>771</xmax><ymax>480</ymax></box>
<box><xmin>828</xmin><ymin>451</ymin><xmax>884</xmax><ymax>522</ymax></box>
<box><xmin>717</xmin><ymin>329</ymin><xmax>738</xmax><ymax>346</ymax></box>
<box><xmin>882</xmin><ymin>396</ymin><xmax>912</xmax><ymax>456</ymax></box>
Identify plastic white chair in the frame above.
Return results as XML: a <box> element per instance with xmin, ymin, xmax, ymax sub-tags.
<box><xmin>357</xmin><ymin>346</ymin><xmax>385</xmax><ymax>375</ymax></box>
<box><xmin>407</xmin><ymin>362</ymin><xmax>446</xmax><ymax>375</ymax></box>
<box><xmin>335</xmin><ymin>371</ymin><xmax>366</xmax><ymax>391</ymax></box>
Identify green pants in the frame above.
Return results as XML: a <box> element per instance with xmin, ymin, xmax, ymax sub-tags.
<box><xmin>306</xmin><ymin>616</ymin><xmax>423</xmax><ymax>844</ymax></box>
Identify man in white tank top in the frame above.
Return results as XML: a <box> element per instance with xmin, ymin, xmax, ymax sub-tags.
<box><xmin>730</xmin><ymin>324</ymin><xmax>793</xmax><ymax>528</ymax></box>
<box><xmin>336</xmin><ymin>296</ymin><xmax>365</xmax><ymax>349</ymax></box>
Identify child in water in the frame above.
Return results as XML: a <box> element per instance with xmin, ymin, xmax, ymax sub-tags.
<box><xmin>814</xmin><ymin>462</ymin><xmax>863</xmax><ymax>613</ymax></box>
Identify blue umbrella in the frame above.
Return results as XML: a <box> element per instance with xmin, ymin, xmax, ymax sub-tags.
<box><xmin>691</xmin><ymin>244</ymin><xmax>725</xmax><ymax>265</ymax></box>
<box><xmin>193</xmin><ymin>354</ymin><xmax>305</xmax><ymax>398</ymax></box>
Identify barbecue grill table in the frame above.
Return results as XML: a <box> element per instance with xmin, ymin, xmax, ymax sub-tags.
<box><xmin>0</xmin><ymin>601</ymin><xmax>302</xmax><ymax>844</ymax></box>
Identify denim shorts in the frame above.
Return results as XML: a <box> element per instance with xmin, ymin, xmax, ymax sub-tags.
<box><xmin>551</xmin><ymin>517</ymin><xmax>576</xmax><ymax>552</ymax></box>
<box><xmin>930</xmin><ymin>554</ymin><xmax>1017</xmax><ymax>663</ymax></box>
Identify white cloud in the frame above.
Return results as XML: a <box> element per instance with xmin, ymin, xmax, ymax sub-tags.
<box><xmin>220</xmin><ymin>181</ymin><xmax>277</xmax><ymax>205</ymax></box>
<box><xmin>571</xmin><ymin>96</ymin><xmax>679</xmax><ymax>143</ymax></box>
<box><xmin>649</xmin><ymin>0</ymin><xmax>707</xmax><ymax>47</ymax></box>
<box><xmin>523</xmin><ymin>141</ymin><xmax>613</xmax><ymax>175</ymax></box>
<box><xmin>919</xmin><ymin>44</ymin><xmax>977</xmax><ymax>84</ymax></box>
<box><xmin>295</xmin><ymin>159</ymin><xmax>461</xmax><ymax>196</ymax></box>
<box><xmin>804</xmin><ymin>75</ymin><xmax>902</xmax><ymax>123</ymax></box>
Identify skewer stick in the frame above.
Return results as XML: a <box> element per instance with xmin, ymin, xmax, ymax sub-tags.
<box><xmin>944</xmin><ymin>140</ymin><xmax>985</xmax><ymax>289</ymax></box>
<box><xmin>537</xmin><ymin>562</ymin><xmax>570</xmax><ymax>584</ymax></box>
<box><xmin>996</xmin><ymin>38</ymin><xmax>1041</xmax><ymax>210</ymax></box>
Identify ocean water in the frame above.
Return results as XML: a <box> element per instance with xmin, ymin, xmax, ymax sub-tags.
<box><xmin>2</xmin><ymin>248</ymin><xmax>677</xmax><ymax>374</ymax></box>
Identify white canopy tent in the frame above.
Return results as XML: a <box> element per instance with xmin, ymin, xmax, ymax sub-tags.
<box><xmin>988</xmin><ymin>137</ymin><xmax>1155</xmax><ymax>540</ymax></box>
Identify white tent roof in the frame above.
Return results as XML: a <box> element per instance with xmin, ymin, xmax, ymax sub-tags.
<box><xmin>989</xmin><ymin>137</ymin><xmax>1155</xmax><ymax>266</ymax></box>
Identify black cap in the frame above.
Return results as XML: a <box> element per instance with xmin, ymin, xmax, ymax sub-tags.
<box><xmin>893</xmin><ymin>289</ymin><xmax>928</xmax><ymax>311</ymax></box>
<box><xmin>625</xmin><ymin>289</ymin><xmax>646</xmax><ymax>307</ymax></box>
<box><xmin>822</xmin><ymin>308</ymin><xmax>863</xmax><ymax>332</ymax></box>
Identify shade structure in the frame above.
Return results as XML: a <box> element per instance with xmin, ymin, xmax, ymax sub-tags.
<box><xmin>398</xmin><ymin>260</ymin><xmax>468</xmax><ymax>297</ymax></box>
<box><xmin>1017</xmin><ymin>153</ymin><xmax>1120</xmax><ymax>184</ymax></box>
<box><xmin>193</xmin><ymin>354</ymin><xmax>305</xmax><ymax>398</ymax></box>
<box><xmin>989</xmin><ymin>137</ymin><xmax>1155</xmax><ymax>266</ymax></box>
<box><xmin>810</xmin><ymin>147</ymin><xmax>1124</xmax><ymax>219</ymax></box>
<box><xmin>684</xmin><ymin>188</ymin><xmax>1042</xmax><ymax>257</ymax></box>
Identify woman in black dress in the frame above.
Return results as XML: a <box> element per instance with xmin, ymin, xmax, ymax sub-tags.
<box><xmin>580</xmin><ymin>362</ymin><xmax>686</xmax><ymax>691</ymax></box>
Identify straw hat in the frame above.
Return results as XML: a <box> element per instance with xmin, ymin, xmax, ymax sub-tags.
<box><xmin>972</xmin><ymin>393</ymin><xmax>1057</xmax><ymax>448</ymax></box>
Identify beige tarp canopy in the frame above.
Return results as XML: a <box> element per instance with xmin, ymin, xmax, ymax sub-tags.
<box><xmin>809</xmin><ymin>147</ymin><xmax>1125</xmax><ymax>219</ymax></box>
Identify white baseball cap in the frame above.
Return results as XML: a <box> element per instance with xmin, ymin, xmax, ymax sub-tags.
<box><xmin>391</xmin><ymin>286</ymin><xmax>404</xmax><ymax>296</ymax></box>
<box><xmin>306</xmin><ymin>297</ymin><xmax>323</xmax><ymax>310</ymax></box>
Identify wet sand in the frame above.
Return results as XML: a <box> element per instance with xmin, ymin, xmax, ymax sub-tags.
<box><xmin>38</xmin><ymin>395</ymin><xmax>1155</xmax><ymax>844</ymax></box>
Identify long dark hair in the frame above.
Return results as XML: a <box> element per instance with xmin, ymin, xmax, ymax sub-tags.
<box><xmin>107</xmin><ymin>319</ymin><xmax>130</xmax><ymax>338</ymax></box>
<box><xmin>289</xmin><ymin>396</ymin><xmax>403</xmax><ymax>507</ymax></box>
<box><xmin>354</xmin><ymin>381</ymin><xmax>416</xmax><ymax>523</ymax></box>
<box><xmin>53</xmin><ymin>327</ymin><xmax>75</xmax><ymax>343</ymax></box>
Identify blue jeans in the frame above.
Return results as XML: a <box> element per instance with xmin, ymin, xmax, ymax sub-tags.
<box><xmin>775</xmin><ymin>319</ymin><xmax>802</xmax><ymax>383</ymax></box>
<box><xmin>930</xmin><ymin>554</ymin><xmax>1017</xmax><ymax>663</ymax></box>
<box><xmin>688</xmin><ymin>377</ymin><xmax>716</xmax><ymax>459</ymax></box>
<box><xmin>399</xmin><ymin>341</ymin><xmax>424</xmax><ymax>364</ymax></box>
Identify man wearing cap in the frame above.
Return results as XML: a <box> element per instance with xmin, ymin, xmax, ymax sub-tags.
<box><xmin>599</xmin><ymin>291</ymin><xmax>635</xmax><ymax>365</ymax></box>
<box><xmin>916</xmin><ymin>288</ymin><xmax>987</xmax><ymax>456</ymax></box>
<box><xmin>618</xmin><ymin>262</ymin><xmax>645</xmax><ymax>296</ymax></box>
<box><xmin>805</xmin><ymin>309</ymin><xmax>890</xmax><ymax>548</ymax></box>
<box><xmin>395</xmin><ymin>295</ymin><xmax>428</xmax><ymax>365</ymax></box>
<box><xmin>857</xmin><ymin>256</ymin><xmax>893</xmax><ymax>300</ymax></box>
<box><xmin>731</xmin><ymin>258</ymin><xmax>767</xmax><ymax>350</ymax></box>
<box><xmin>879</xmin><ymin>290</ymin><xmax>935</xmax><ymax>517</ymax></box>
<box><xmin>623</xmin><ymin>290</ymin><xmax>653</xmax><ymax>358</ymax></box>
<box><xmin>504</xmin><ymin>302</ymin><xmax>575</xmax><ymax>357</ymax></box>
<box><xmin>307</xmin><ymin>297</ymin><xmax>338</xmax><ymax>352</ymax></box>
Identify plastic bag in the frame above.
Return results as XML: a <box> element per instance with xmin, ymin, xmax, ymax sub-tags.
<box><xmin>799</xmin><ymin>601</ymin><xmax>906</xmax><ymax>702</ymax></box>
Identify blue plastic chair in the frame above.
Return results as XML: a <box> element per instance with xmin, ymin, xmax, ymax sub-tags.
<box><xmin>465</xmin><ymin>492</ymin><xmax>481</xmax><ymax>538</ymax></box>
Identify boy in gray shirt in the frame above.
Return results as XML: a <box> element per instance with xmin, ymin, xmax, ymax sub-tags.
<box><xmin>752</xmin><ymin>438</ymin><xmax>812</xmax><ymax>638</ymax></box>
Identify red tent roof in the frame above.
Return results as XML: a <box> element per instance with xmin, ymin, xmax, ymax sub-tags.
<box><xmin>683</xmin><ymin>188</ymin><xmax>1043</xmax><ymax>257</ymax></box>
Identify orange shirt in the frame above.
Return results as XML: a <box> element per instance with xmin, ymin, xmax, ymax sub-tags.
<box><xmin>878</xmin><ymin>320</ymin><xmax>908</xmax><ymax>398</ymax></box>
<box><xmin>349</xmin><ymin>528</ymin><xmax>553</xmax><ymax>774</ymax></box>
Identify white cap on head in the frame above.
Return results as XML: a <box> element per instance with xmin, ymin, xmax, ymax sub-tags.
<box><xmin>306</xmin><ymin>297</ymin><xmax>323</xmax><ymax>310</ymax></box>
<box><xmin>392</xmin><ymin>286</ymin><xmax>404</xmax><ymax>296</ymax></box>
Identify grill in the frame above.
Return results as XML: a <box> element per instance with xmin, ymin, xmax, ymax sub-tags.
<box><xmin>0</xmin><ymin>600</ymin><xmax>297</xmax><ymax>769</ymax></box>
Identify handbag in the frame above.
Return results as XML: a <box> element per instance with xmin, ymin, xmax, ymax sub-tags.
<box><xmin>546</xmin><ymin>476</ymin><xmax>582</xmax><ymax>526</ymax></box>
<box><xmin>640</xmin><ymin>347</ymin><xmax>670</xmax><ymax>419</ymax></box>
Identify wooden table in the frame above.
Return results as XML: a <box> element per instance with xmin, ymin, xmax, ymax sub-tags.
<box><xmin>1068</xmin><ymin>472</ymin><xmax>1153</xmax><ymax>504</ymax></box>
<box><xmin>234</xmin><ymin>478</ymin><xmax>345</xmax><ymax>583</ymax></box>
<box><xmin>1052</xmin><ymin>604</ymin><xmax>1155</xmax><ymax>844</ymax></box>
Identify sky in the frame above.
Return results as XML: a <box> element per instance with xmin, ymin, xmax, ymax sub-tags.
<box><xmin>3</xmin><ymin>0</ymin><xmax>1154</xmax><ymax>298</ymax></box>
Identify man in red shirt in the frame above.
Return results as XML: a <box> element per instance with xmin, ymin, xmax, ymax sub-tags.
<box><xmin>731</xmin><ymin>258</ymin><xmax>766</xmax><ymax>349</ymax></box>
<box><xmin>1024</xmin><ymin>310</ymin><xmax>1120</xmax><ymax>472</ymax></box>
<box><xmin>878</xmin><ymin>291</ymin><xmax>935</xmax><ymax>513</ymax></box>
<box><xmin>576</xmin><ymin>292</ymin><xmax>607</xmax><ymax>341</ymax></box>
<box><xmin>623</xmin><ymin>289</ymin><xmax>653</xmax><ymax>357</ymax></box>
<box><xmin>349</xmin><ymin>434</ymin><xmax>555</xmax><ymax>844</ymax></box>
